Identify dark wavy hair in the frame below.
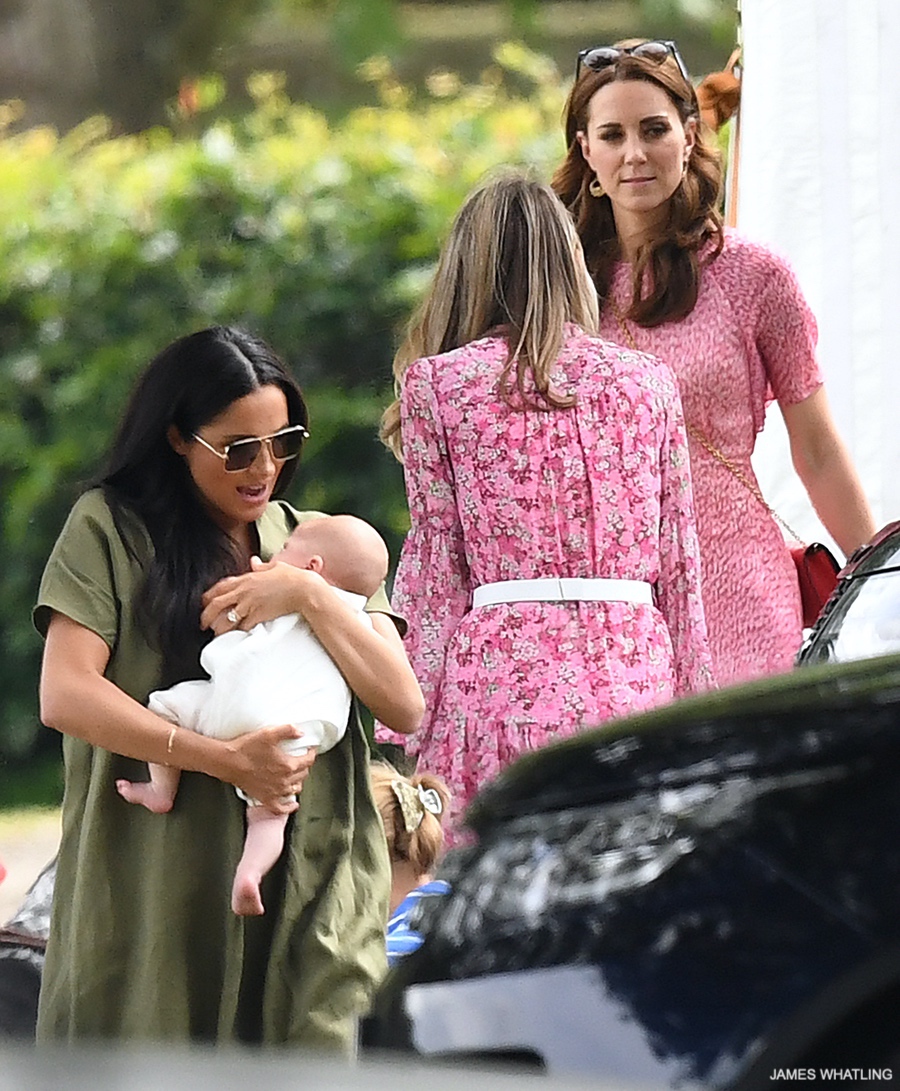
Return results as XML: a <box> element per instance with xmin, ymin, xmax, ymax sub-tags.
<box><xmin>97</xmin><ymin>325</ymin><xmax>308</xmax><ymax>680</ymax></box>
<box><xmin>551</xmin><ymin>43</ymin><xmax>724</xmax><ymax>327</ymax></box>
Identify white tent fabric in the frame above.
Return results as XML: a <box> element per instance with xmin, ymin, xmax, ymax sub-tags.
<box><xmin>738</xmin><ymin>0</ymin><xmax>900</xmax><ymax>547</ymax></box>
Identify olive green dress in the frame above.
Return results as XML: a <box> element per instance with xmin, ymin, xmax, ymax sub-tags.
<box><xmin>34</xmin><ymin>489</ymin><xmax>395</xmax><ymax>1047</ymax></box>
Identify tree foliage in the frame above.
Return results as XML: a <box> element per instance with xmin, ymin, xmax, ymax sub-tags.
<box><xmin>0</xmin><ymin>0</ymin><xmax>737</xmax><ymax>135</ymax></box>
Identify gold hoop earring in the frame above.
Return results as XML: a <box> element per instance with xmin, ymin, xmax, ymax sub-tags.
<box><xmin>588</xmin><ymin>178</ymin><xmax>605</xmax><ymax>198</ymax></box>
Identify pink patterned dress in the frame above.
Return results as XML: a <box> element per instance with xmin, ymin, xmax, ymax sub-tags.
<box><xmin>377</xmin><ymin>325</ymin><xmax>713</xmax><ymax>831</ymax></box>
<box><xmin>599</xmin><ymin>231</ymin><xmax>823</xmax><ymax>687</ymax></box>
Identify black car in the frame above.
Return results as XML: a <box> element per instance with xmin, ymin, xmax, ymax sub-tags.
<box><xmin>365</xmin><ymin>654</ymin><xmax>900</xmax><ymax>1088</ymax></box>
<box><xmin>0</xmin><ymin>857</ymin><xmax>53</xmax><ymax>1041</ymax></box>
<box><xmin>798</xmin><ymin>521</ymin><xmax>900</xmax><ymax>666</ymax></box>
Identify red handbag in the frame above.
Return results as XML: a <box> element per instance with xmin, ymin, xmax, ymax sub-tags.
<box><xmin>789</xmin><ymin>542</ymin><xmax>841</xmax><ymax>629</ymax></box>
<box><xmin>686</xmin><ymin>429</ymin><xmax>843</xmax><ymax>628</ymax></box>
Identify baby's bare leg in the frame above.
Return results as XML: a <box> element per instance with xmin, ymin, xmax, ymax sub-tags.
<box><xmin>232</xmin><ymin>805</ymin><xmax>290</xmax><ymax>916</ymax></box>
<box><xmin>116</xmin><ymin>763</ymin><xmax>181</xmax><ymax>814</ymax></box>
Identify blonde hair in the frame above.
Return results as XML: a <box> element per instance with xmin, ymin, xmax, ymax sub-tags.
<box><xmin>380</xmin><ymin>171</ymin><xmax>599</xmax><ymax>460</ymax></box>
<box><xmin>370</xmin><ymin>761</ymin><xmax>451</xmax><ymax>877</ymax></box>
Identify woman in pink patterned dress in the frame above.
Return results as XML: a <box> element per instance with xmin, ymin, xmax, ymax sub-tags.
<box><xmin>552</xmin><ymin>40</ymin><xmax>875</xmax><ymax>686</ymax></box>
<box><xmin>377</xmin><ymin>174</ymin><xmax>713</xmax><ymax>832</ymax></box>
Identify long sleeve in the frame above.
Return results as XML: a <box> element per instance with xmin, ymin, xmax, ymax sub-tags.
<box><xmin>375</xmin><ymin>357</ymin><xmax>472</xmax><ymax>751</ymax></box>
<box><xmin>655</xmin><ymin>382</ymin><xmax>716</xmax><ymax>695</ymax></box>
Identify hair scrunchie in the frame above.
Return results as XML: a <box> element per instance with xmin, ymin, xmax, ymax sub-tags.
<box><xmin>696</xmin><ymin>48</ymin><xmax>741</xmax><ymax>131</ymax></box>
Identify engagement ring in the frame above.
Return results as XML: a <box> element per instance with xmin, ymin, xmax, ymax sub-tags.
<box><xmin>227</xmin><ymin>608</ymin><xmax>239</xmax><ymax>624</ymax></box>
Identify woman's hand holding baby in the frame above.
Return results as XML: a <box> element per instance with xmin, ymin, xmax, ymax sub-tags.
<box><xmin>222</xmin><ymin>724</ymin><xmax>317</xmax><ymax>812</ymax></box>
<box><xmin>201</xmin><ymin>558</ymin><xmax>327</xmax><ymax>636</ymax></box>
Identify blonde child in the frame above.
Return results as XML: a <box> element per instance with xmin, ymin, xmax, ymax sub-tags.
<box><xmin>370</xmin><ymin>762</ymin><xmax>451</xmax><ymax>964</ymax></box>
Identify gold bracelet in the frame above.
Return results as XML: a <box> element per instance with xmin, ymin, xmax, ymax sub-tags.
<box><xmin>166</xmin><ymin>727</ymin><xmax>177</xmax><ymax>756</ymax></box>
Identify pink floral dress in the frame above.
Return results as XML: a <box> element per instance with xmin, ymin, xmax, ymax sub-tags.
<box><xmin>377</xmin><ymin>326</ymin><xmax>713</xmax><ymax>832</ymax></box>
<box><xmin>599</xmin><ymin>231</ymin><xmax>823</xmax><ymax>686</ymax></box>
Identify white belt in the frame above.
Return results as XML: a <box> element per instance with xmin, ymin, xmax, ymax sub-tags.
<box><xmin>471</xmin><ymin>577</ymin><xmax>653</xmax><ymax>608</ymax></box>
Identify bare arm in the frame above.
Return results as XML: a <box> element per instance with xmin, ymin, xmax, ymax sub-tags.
<box><xmin>780</xmin><ymin>386</ymin><xmax>877</xmax><ymax>557</ymax></box>
<box><xmin>39</xmin><ymin>613</ymin><xmax>313</xmax><ymax>811</ymax></box>
<box><xmin>200</xmin><ymin>559</ymin><xmax>425</xmax><ymax>734</ymax></box>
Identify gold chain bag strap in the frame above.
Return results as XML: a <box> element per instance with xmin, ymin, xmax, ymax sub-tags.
<box><xmin>607</xmin><ymin>299</ymin><xmax>840</xmax><ymax>628</ymax></box>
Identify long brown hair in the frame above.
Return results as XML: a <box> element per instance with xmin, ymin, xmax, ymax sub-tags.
<box><xmin>551</xmin><ymin>43</ymin><xmax>724</xmax><ymax>327</ymax></box>
<box><xmin>380</xmin><ymin>171</ymin><xmax>599</xmax><ymax>460</ymax></box>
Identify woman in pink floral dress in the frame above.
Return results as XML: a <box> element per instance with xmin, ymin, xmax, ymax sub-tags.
<box><xmin>377</xmin><ymin>174</ymin><xmax>713</xmax><ymax>832</ymax></box>
<box><xmin>553</xmin><ymin>40</ymin><xmax>876</xmax><ymax>685</ymax></box>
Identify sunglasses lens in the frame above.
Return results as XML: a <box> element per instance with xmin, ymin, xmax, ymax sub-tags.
<box><xmin>271</xmin><ymin>428</ymin><xmax>305</xmax><ymax>460</ymax></box>
<box><xmin>632</xmin><ymin>42</ymin><xmax>671</xmax><ymax>64</ymax></box>
<box><xmin>581</xmin><ymin>47</ymin><xmax>621</xmax><ymax>71</ymax></box>
<box><xmin>219</xmin><ymin>427</ymin><xmax>306</xmax><ymax>470</ymax></box>
<box><xmin>224</xmin><ymin>440</ymin><xmax>261</xmax><ymax>471</ymax></box>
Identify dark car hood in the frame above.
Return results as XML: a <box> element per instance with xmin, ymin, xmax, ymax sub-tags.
<box><xmin>464</xmin><ymin>652</ymin><xmax>900</xmax><ymax>833</ymax></box>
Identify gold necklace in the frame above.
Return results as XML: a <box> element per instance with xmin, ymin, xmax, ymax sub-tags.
<box><xmin>605</xmin><ymin>294</ymin><xmax>636</xmax><ymax>348</ymax></box>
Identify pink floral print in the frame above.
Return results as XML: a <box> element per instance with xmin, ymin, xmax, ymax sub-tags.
<box><xmin>377</xmin><ymin>326</ymin><xmax>713</xmax><ymax>834</ymax></box>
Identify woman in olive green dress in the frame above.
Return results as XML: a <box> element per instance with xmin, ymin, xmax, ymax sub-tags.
<box><xmin>34</xmin><ymin>325</ymin><xmax>424</xmax><ymax>1047</ymax></box>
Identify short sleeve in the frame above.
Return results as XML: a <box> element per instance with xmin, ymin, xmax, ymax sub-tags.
<box><xmin>33</xmin><ymin>490</ymin><xmax>139</xmax><ymax>647</ymax></box>
<box><xmin>755</xmin><ymin>249</ymin><xmax>823</xmax><ymax>406</ymax></box>
<box><xmin>363</xmin><ymin>583</ymin><xmax>408</xmax><ymax>638</ymax></box>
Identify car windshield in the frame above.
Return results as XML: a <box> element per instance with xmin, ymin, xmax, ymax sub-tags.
<box><xmin>800</xmin><ymin>571</ymin><xmax>900</xmax><ymax>665</ymax></box>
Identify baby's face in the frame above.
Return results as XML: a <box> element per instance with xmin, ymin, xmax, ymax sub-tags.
<box><xmin>276</xmin><ymin>533</ymin><xmax>316</xmax><ymax>570</ymax></box>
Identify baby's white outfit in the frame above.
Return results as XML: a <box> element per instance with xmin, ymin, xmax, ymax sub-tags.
<box><xmin>149</xmin><ymin>590</ymin><xmax>369</xmax><ymax>781</ymax></box>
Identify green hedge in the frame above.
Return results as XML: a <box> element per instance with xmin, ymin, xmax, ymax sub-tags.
<box><xmin>0</xmin><ymin>45</ymin><xmax>569</xmax><ymax>763</ymax></box>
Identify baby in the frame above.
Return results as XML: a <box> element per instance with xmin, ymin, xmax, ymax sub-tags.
<box><xmin>116</xmin><ymin>514</ymin><xmax>389</xmax><ymax>916</ymax></box>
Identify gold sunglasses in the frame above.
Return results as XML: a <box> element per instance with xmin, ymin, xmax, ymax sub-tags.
<box><xmin>192</xmin><ymin>425</ymin><xmax>308</xmax><ymax>472</ymax></box>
